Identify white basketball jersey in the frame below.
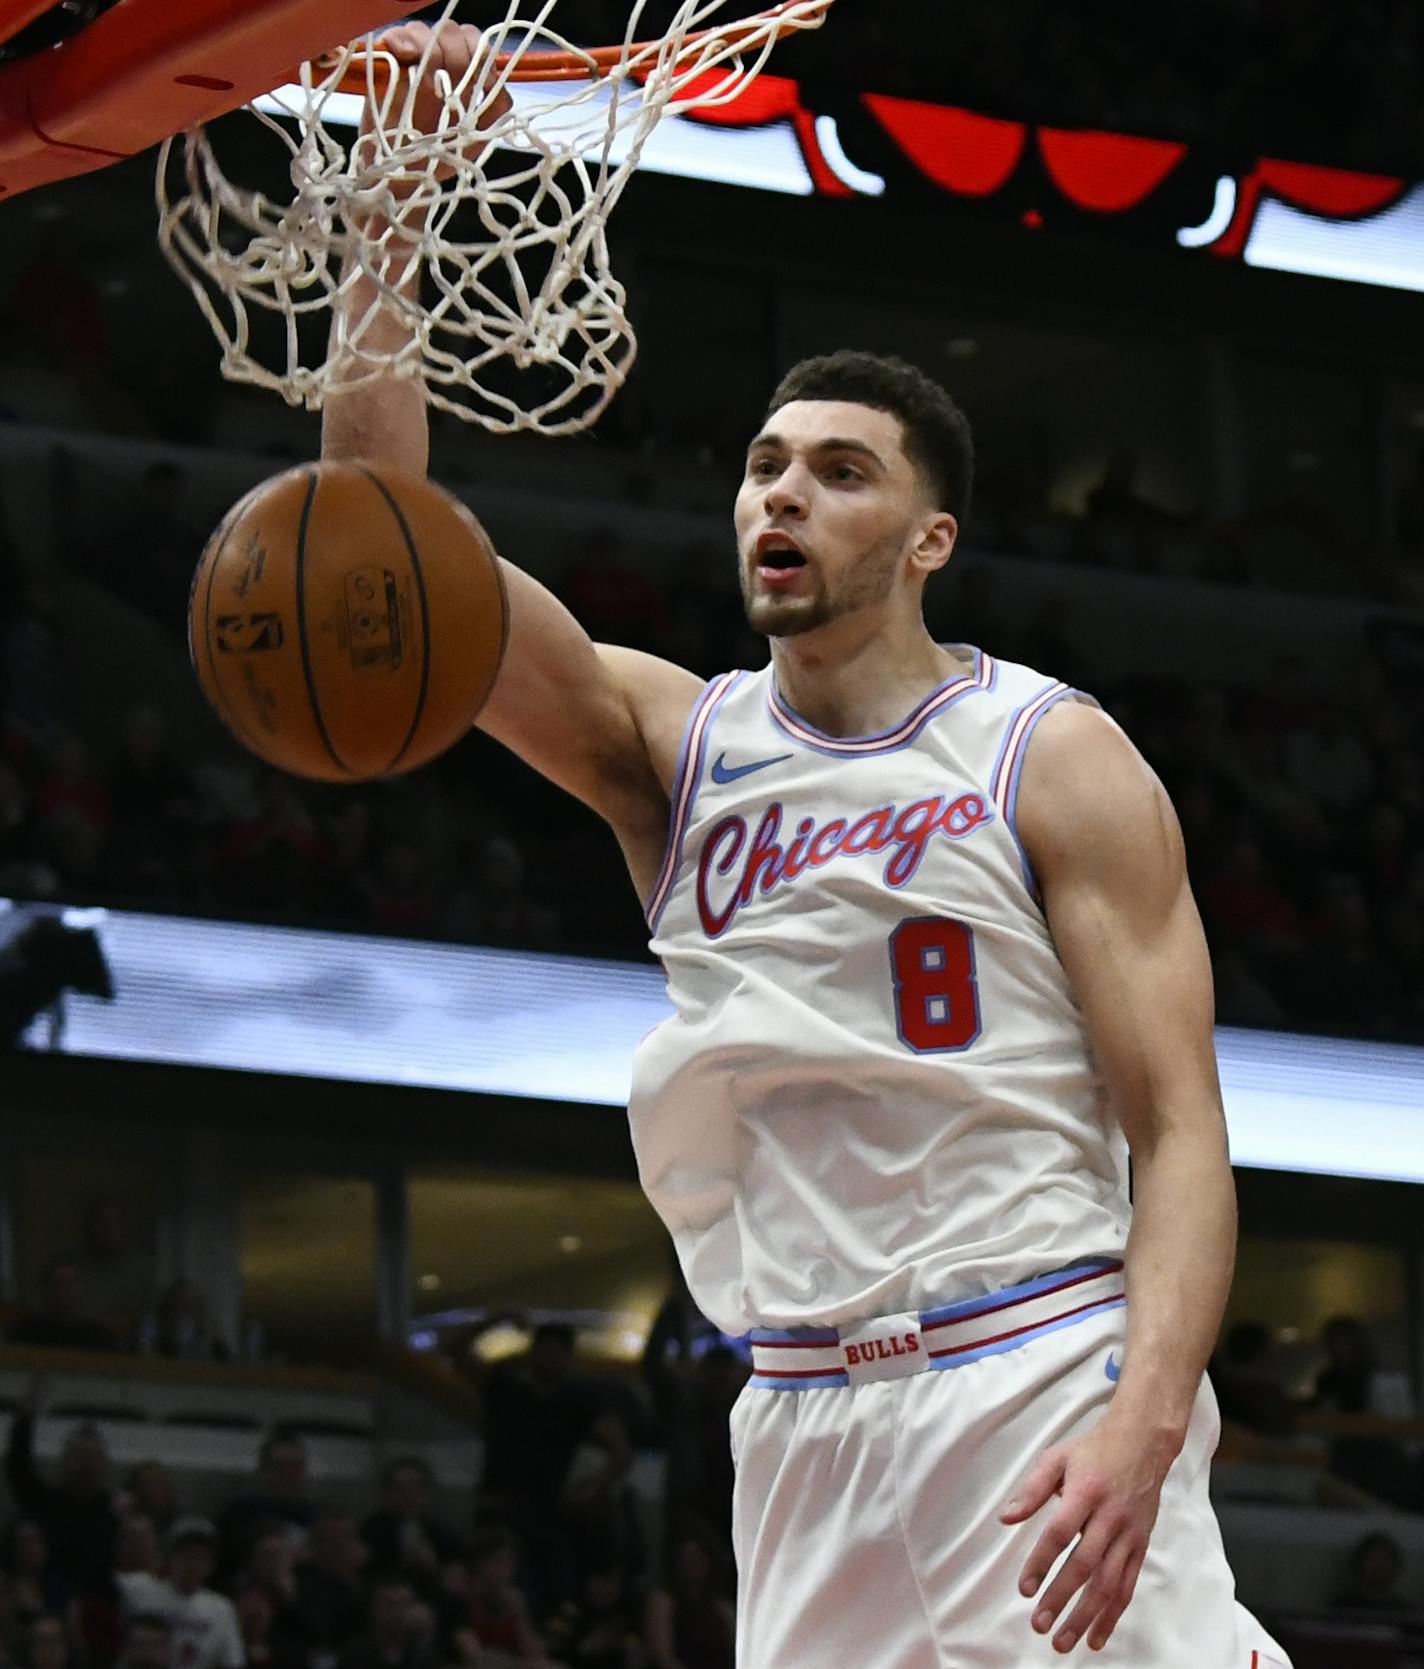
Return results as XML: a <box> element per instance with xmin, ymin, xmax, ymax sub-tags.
<box><xmin>628</xmin><ymin>647</ymin><xmax>1131</xmax><ymax>1337</ymax></box>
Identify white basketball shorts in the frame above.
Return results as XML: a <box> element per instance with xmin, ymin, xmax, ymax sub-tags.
<box><xmin>731</xmin><ymin>1260</ymin><xmax>1291</xmax><ymax>1668</ymax></box>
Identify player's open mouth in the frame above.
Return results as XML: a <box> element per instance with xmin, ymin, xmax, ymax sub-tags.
<box><xmin>755</xmin><ymin>530</ymin><xmax>809</xmax><ymax>586</ymax></box>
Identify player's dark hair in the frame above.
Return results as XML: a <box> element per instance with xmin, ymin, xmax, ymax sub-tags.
<box><xmin>766</xmin><ymin>351</ymin><xmax>974</xmax><ymax>524</ymax></box>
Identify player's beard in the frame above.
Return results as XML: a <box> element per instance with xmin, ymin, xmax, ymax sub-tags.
<box><xmin>740</xmin><ymin>531</ymin><xmax>904</xmax><ymax>640</ymax></box>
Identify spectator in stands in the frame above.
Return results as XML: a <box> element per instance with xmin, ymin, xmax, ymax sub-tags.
<box><xmin>643</xmin><ymin>1530</ymin><xmax>734</xmax><ymax>1669</ymax></box>
<box><xmin>1208</xmin><ymin>1321</ymin><xmax>1294</xmax><ymax>1438</ymax></box>
<box><xmin>1312</xmin><ymin>1315</ymin><xmax>1415</xmax><ymax>1418</ymax></box>
<box><xmin>337</xmin><ymin>1575</ymin><xmax>435</xmax><ymax>1669</ymax></box>
<box><xmin>121</xmin><ymin>1467</ymin><xmax>179</xmax><ymax>1540</ymax></box>
<box><xmin>360</xmin><ymin>1460</ymin><xmax>460</xmax><ymax>1602</ymax></box>
<box><xmin>216</xmin><ymin>774</ymin><xmax>329</xmax><ymax>917</ymax></box>
<box><xmin>140</xmin><ymin>1280</ymin><xmax>230</xmax><ymax>1363</ymax></box>
<box><xmin>1311</xmin><ymin>1315</ymin><xmax>1418</xmax><ymax>1508</ymax></box>
<box><xmin>5</xmin><ymin>1379</ymin><xmax>118</xmax><ymax>1596</ymax></box>
<box><xmin>218</xmin><ymin>1430</ymin><xmax>316</xmax><ymax>1575</ymax></box>
<box><xmin>74</xmin><ymin>1195</ymin><xmax>157</xmax><ymax>1350</ymax></box>
<box><xmin>480</xmin><ymin>1325</ymin><xmax>633</xmax><ymax>1619</ymax></box>
<box><xmin>542</xmin><ymin>1564</ymin><xmax>642</xmax><ymax>1669</ymax></box>
<box><xmin>234</xmin><ymin>1524</ymin><xmax>304</xmax><ymax>1652</ymax></box>
<box><xmin>117</xmin><ymin>1614</ymin><xmax>173</xmax><ymax>1669</ymax></box>
<box><xmin>1284</xmin><ymin>708</ymin><xmax>1376</xmax><ymax>811</ymax></box>
<box><xmin>2</xmin><ymin>1521</ymin><xmax>68</xmax><ymax>1631</ymax></box>
<box><xmin>448</xmin><ymin>1530</ymin><xmax>550</xmax><ymax>1668</ymax></box>
<box><xmin>10</xmin><ymin>1257</ymin><xmax>117</xmax><ymax>1352</ymax></box>
<box><xmin>233</xmin><ymin>1583</ymin><xmax>307</xmax><ymax>1669</ymax></box>
<box><xmin>33</xmin><ymin>733</ymin><xmax>109</xmax><ymax>842</ymax></box>
<box><xmin>294</xmin><ymin>1512</ymin><xmax>368</xmax><ymax>1659</ymax></box>
<box><xmin>24</xmin><ymin>1613</ymin><xmax>79</xmax><ymax>1669</ymax></box>
<box><xmin>643</xmin><ymin>1278</ymin><xmax>746</xmax><ymax>1555</ymax></box>
<box><xmin>116</xmin><ymin>1518</ymin><xmax>241</xmax><ymax>1669</ymax></box>
<box><xmin>110</xmin><ymin>463</ymin><xmax>205</xmax><ymax>636</ymax></box>
<box><xmin>105</xmin><ymin>706</ymin><xmax>192</xmax><ymax>836</ymax></box>
<box><xmin>1333</xmin><ymin>1531</ymin><xmax>1413</xmax><ymax>1613</ymax></box>
<box><xmin>114</xmin><ymin>1516</ymin><xmax>161</xmax><ymax>1580</ymax></box>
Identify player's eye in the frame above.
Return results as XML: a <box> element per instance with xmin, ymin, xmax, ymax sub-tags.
<box><xmin>749</xmin><ymin>457</ymin><xmax>780</xmax><ymax>478</ymax></box>
<box><xmin>828</xmin><ymin>462</ymin><xmax>862</xmax><ymax>482</ymax></box>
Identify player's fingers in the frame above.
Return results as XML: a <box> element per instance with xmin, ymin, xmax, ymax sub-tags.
<box><xmin>1048</xmin><ymin>1537</ymin><xmax>1131</xmax><ymax>1654</ymax></box>
<box><xmin>379</xmin><ymin>24</ymin><xmax>430</xmax><ymax>64</ymax></box>
<box><xmin>1017</xmin><ymin>1498</ymin><xmax>1094</xmax><ymax>1602</ymax></box>
<box><xmin>381</xmin><ymin>21</ymin><xmax>471</xmax><ymax>76</ymax></box>
<box><xmin>1086</xmin><ymin>1544</ymin><xmax>1147</xmax><ymax>1652</ymax></box>
<box><xmin>1000</xmin><ymin>1447</ymin><xmax>1066</xmax><ymax>1527</ymax></box>
<box><xmin>1027</xmin><ymin>1517</ymin><xmax>1116</xmax><ymax>1634</ymax></box>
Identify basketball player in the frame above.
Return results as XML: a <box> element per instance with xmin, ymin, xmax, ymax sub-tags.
<box><xmin>328</xmin><ymin>24</ymin><xmax>1290</xmax><ymax>1667</ymax></box>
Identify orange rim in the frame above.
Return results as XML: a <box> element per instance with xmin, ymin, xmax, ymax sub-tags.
<box><xmin>313</xmin><ymin>0</ymin><xmax>831</xmax><ymax>92</ymax></box>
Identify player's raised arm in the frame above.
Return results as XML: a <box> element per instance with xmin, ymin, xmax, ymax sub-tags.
<box><xmin>999</xmin><ymin>700</ymin><xmax>1235</xmax><ymax>1654</ymax></box>
<box><xmin>320</xmin><ymin>22</ymin><xmax>703</xmax><ymax>864</ymax></box>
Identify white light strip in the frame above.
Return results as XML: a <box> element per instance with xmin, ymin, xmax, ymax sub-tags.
<box><xmin>255</xmin><ymin>76</ymin><xmax>814</xmax><ymax>196</ymax></box>
<box><xmin>5</xmin><ymin>898</ymin><xmax>1424</xmax><ymax>1184</ymax></box>
<box><xmin>1244</xmin><ymin>183</ymin><xmax>1424</xmax><ymax>293</ymax></box>
<box><xmin>252</xmin><ymin>83</ymin><xmax>1424</xmax><ymax>293</ymax></box>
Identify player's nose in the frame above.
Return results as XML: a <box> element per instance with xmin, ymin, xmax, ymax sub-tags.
<box><xmin>764</xmin><ymin>465</ymin><xmax>810</xmax><ymax>518</ymax></box>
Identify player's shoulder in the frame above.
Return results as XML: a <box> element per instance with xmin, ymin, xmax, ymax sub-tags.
<box><xmin>1018</xmin><ymin>696</ymin><xmax>1175</xmax><ymax>871</ymax></box>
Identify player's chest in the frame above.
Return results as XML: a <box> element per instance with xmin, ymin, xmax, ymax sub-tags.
<box><xmin>683</xmin><ymin>760</ymin><xmax>1001</xmax><ymax>939</ymax></box>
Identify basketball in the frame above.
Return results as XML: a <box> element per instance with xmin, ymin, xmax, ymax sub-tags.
<box><xmin>188</xmin><ymin>462</ymin><xmax>508</xmax><ymax>783</ymax></box>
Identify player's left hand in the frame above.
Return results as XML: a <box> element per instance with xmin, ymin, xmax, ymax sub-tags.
<box><xmin>999</xmin><ymin>1413</ymin><xmax>1179</xmax><ymax>1654</ymax></box>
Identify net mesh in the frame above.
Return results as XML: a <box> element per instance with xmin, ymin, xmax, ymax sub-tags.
<box><xmin>155</xmin><ymin>0</ymin><xmax>833</xmax><ymax>435</ymax></box>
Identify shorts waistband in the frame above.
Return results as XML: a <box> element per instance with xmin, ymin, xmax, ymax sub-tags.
<box><xmin>746</xmin><ymin>1259</ymin><xmax>1126</xmax><ymax>1391</ymax></box>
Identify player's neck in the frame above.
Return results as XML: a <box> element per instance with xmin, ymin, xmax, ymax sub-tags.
<box><xmin>770</xmin><ymin>619</ymin><xmax>960</xmax><ymax>740</ymax></box>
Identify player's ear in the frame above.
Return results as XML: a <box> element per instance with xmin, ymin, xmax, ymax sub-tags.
<box><xmin>912</xmin><ymin>511</ymin><xmax>957</xmax><ymax>578</ymax></box>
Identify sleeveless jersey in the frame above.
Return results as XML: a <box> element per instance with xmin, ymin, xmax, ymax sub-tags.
<box><xmin>627</xmin><ymin>647</ymin><xmax>1131</xmax><ymax>1337</ymax></box>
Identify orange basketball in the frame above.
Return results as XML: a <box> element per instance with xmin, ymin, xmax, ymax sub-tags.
<box><xmin>189</xmin><ymin>462</ymin><xmax>508</xmax><ymax>783</ymax></box>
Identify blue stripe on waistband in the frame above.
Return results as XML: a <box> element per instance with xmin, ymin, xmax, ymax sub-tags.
<box><xmin>928</xmin><ymin>1296</ymin><xmax>1126</xmax><ymax>1371</ymax></box>
<box><xmin>748</xmin><ymin>1371</ymin><xmax>849</xmax><ymax>1391</ymax></box>
<box><xmin>747</xmin><ymin>1324</ymin><xmax>842</xmax><ymax>1345</ymax></box>
<box><xmin>918</xmin><ymin>1258</ymin><xmax>1121</xmax><ymax>1329</ymax></box>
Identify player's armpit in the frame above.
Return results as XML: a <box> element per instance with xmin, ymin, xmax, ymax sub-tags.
<box><xmin>476</xmin><ymin>558</ymin><xmax>703</xmax><ymax>838</ymax></box>
<box><xmin>1013</xmin><ymin>699</ymin><xmax>1223</xmax><ymax>1160</ymax></box>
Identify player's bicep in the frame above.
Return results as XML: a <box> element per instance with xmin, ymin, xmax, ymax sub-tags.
<box><xmin>476</xmin><ymin>558</ymin><xmax>695</xmax><ymax>823</ymax></box>
<box><xmin>1018</xmin><ymin>704</ymin><xmax>1224</xmax><ymax>1155</ymax></box>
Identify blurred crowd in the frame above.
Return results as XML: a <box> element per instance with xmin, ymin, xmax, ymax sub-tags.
<box><xmin>0</xmin><ymin>1300</ymin><xmax>1421</xmax><ymax>1669</ymax></box>
<box><xmin>5</xmin><ymin>1198</ymin><xmax>230</xmax><ymax>1367</ymax></box>
<box><xmin>1212</xmin><ymin>1312</ymin><xmax>1421</xmax><ymax>1500</ymax></box>
<box><xmin>0</xmin><ymin>1354</ymin><xmax>736</xmax><ymax>1669</ymax></box>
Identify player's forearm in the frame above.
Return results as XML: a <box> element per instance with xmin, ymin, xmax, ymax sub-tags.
<box><xmin>1111</xmin><ymin>1117</ymin><xmax>1236</xmax><ymax>1449</ymax></box>
<box><xmin>321</xmin><ymin>215</ymin><xmax>430</xmax><ymax>477</ymax></box>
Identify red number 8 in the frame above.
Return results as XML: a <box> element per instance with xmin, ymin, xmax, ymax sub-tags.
<box><xmin>889</xmin><ymin>916</ymin><xmax>981</xmax><ymax>1053</ymax></box>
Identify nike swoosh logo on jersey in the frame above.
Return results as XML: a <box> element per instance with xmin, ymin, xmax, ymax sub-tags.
<box><xmin>1105</xmin><ymin>1351</ymin><xmax>1121</xmax><ymax>1384</ymax></box>
<box><xmin>710</xmin><ymin>751</ymin><xmax>792</xmax><ymax>785</ymax></box>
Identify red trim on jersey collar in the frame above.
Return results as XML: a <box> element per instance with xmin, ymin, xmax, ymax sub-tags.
<box><xmin>768</xmin><ymin>646</ymin><xmax>996</xmax><ymax>755</ymax></box>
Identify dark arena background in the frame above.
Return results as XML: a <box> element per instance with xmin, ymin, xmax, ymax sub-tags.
<box><xmin>0</xmin><ymin>2</ymin><xmax>1423</xmax><ymax>1666</ymax></box>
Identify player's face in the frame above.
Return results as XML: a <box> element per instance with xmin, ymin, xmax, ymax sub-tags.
<box><xmin>734</xmin><ymin>400</ymin><xmax>929</xmax><ymax>639</ymax></box>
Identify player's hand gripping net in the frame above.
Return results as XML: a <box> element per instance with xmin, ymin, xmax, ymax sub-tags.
<box><xmin>155</xmin><ymin>0</ymin><xmax>834</xmax><ymax>436</ymax></box>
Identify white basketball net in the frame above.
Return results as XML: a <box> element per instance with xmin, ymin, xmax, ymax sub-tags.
<box><xmin>155</xmin><ymin>0</ymin><xmax>833</xmax><ymax>435</ymax></box>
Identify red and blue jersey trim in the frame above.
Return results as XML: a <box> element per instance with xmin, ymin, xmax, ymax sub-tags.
<box><xmin>989</xmin><ymin>679</ymin><xmax>1078</xmax><ymax>900</ymax></box>
<box><xmin>767</xmin><ymin>647</ymin><xmax>997</xmax><ymax>757</ymax></box>
<box><xmin>645</xmin><ymin>670</ymin><xmax>745</xmax><ymax>931</ymax></box>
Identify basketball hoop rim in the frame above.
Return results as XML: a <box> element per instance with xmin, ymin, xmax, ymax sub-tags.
<box><xmin>311</xmin><ymin>0</ymin><xmax>832</xmax><ymax>88</ymax></box>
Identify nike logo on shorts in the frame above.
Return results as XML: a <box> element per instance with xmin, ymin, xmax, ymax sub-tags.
<box><xmin>1105</xmin><ymin>1351</ymin><xmax>1121</xmax><ymax>1383</ymax></box>
<box><xmin>711</xmin><ymin>750</ymin><xmax>792</xmax><ymax>784</ymax></box>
